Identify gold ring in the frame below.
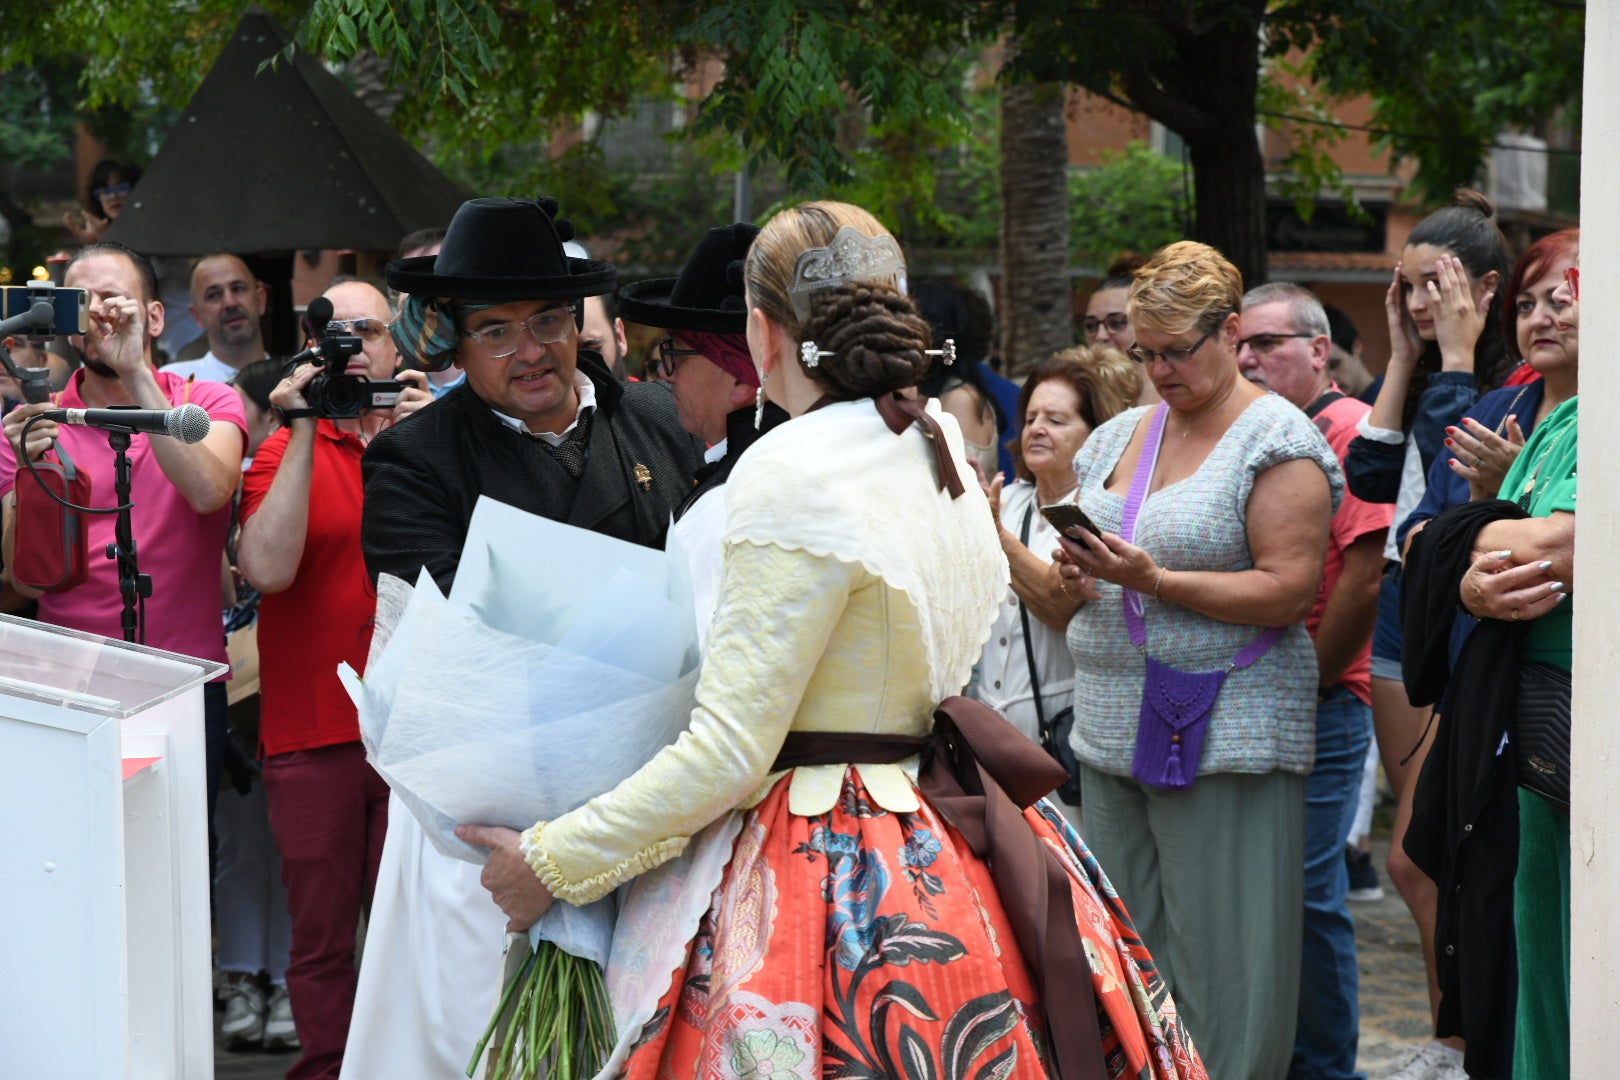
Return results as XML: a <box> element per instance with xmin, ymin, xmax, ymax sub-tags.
<box><xmin>1510</xmin><ymin>608</ymin><xmax>1521</xmax><ymax>621</ymax></box>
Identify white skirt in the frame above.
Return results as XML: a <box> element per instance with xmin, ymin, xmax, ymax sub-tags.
<box><xmin>341</xmin><ymin>793</ymin><xmax>507</xmax><ymax>1079</ymax></box>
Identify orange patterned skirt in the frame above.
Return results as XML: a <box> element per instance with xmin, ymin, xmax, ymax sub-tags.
<box><xmin>620</xmin><ymin>771</ymin><xmax>1205</xmax><ymax>1080</ymax></box>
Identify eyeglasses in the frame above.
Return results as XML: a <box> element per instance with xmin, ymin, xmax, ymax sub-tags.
<box><xmin>1083</xmin><ymin>314</ymin><xmax>1130</xmax><ymax>337</ymax></box>
<box><xmin>460</xmin><ymin>308</ymin><xmax>573</xmax><ymax>359</ymax></box>
<box><xmin>328</xmin><ymin>317</ymin><xmax>391</xmax><ymax>342</ymax></box>
<box><xmin>1237</xmin><ymin>332</ymin><xmax>1315</xmax><ymax>356</ymax></box>
<box><xmin>92</xmin><ymin>182</ymin><xmax>133</xmax><ymax>199</ymax></box>
<box><xmin>1128</xmin><ymin>327</ymin><xmax>1218</xmax><ymax>366</ymax></box>
<box><xmin>654</xmin><ymin>337</ymin><xmax>705</xmax><ymax>379</ymax></box>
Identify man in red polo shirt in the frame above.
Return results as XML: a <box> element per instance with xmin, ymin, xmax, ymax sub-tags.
<box><xmin>235</xmin><ymin>278</ymin><xmax>401</xmax><ymax>1080</ymax></box>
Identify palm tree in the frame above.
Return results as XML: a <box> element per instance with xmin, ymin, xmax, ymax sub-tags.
<box><xmin>997</xmin><ymin>77</ymin><xmax>1073</xmax><ymax>376</ymax></box>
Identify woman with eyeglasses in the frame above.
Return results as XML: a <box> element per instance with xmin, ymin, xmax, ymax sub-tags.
<box><xmin>1084</xmin><ymin>254</ymin><xmax>1159</xmax><ymax>405</ymax></box>
<box><xmin>1389</xmin><ymin>230</ymin><xmax>1578</xmax><ymax>1080</ymax></box>
<box><xmin>1052</xmin><ymin>240</ymin><xmax>1341</xmax><ymax>1080</ymax></box>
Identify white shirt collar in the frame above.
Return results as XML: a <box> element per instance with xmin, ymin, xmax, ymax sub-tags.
<box><xmin>703</xmin><ymin>437</ymin><xmax>729</xmax><ymax>465</ymax></box>
<box><xmin>490</xmin><ymin>370</ymin><xmax>596</xmax><ymax>445</ymax></box>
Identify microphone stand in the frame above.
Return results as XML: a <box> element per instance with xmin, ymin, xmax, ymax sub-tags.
<box><xmin>104</xmin><ymin>429</ymin><xmax>149</xmax><ymax>644</ymax></box>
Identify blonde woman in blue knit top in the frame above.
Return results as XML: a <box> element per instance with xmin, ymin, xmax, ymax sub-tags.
<box><xmin>1054</xmin><ymin>241</ymin><xmax>1343</xmax><ymax>1080</ymax></box>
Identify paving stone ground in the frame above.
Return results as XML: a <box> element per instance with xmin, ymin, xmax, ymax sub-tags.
<box><xmin>1353</xmin><ymin>834</ymin><xmax>1441</xmax><ymax>1077</ymax></box>
<box><xmin>213</xmin><ymin>835</ymin><xmax>1435</xmax><ymax>1079</ymax></box>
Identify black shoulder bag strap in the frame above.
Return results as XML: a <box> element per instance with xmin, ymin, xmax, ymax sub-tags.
<box><xmin>1017</xmin><ymin>502</ymin><xmax>1054</xmax><ymax>751</ymax></box>
<box><xmin>1305</xmin><ymin>390</ymin><xmax>1345</xmax><ymax>420</ymax></box>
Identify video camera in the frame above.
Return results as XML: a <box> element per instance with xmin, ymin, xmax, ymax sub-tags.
<box><xmin>296</xmin><ymin>295</ymin><xmax>404</xmax><ymax>419</ymax></box>
<box><xmin>0</xmin><ymin>279</ymin><xmax>88</xmax><ymax>404</ymax></box>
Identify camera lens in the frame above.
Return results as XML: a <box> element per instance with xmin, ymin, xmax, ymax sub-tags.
<box><xmin>315</xmin><ymin>374</ymin><xmax>367</xmax><ymax>419</ymax></box>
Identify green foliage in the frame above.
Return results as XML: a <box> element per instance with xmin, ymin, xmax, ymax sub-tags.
<box><xmin>1068</xmin><ymin>143</ymin><xmax>1189</xmax><ymax>269</ymax></box>
<box><xmin>916</xmin><ymin>95</ymin><xmax>1187</xmax><ymax>266</ymax></box>
<box><xmin>677</xmin><ymin>1</ymin><xmax>971</xmax><ymax>197</ymax></box>
<box><xmin>1256</xmin><ymin>57</ymin><xmax>1365</xmax><ymax>224</ymax></box>
<box><xmin>0</xmin><ymin>0</ymin><xmax>1582</xmax><ymax>265</ymax></box>
<box><xmin>1306</xmin><ymin>0</ymin><xmax>1585</xmax><ymax>206</ymax></box>
<box><xmin>0</xmin><ymin>67</ymin><xmax>76</xmax><ymax>170</ymax></box>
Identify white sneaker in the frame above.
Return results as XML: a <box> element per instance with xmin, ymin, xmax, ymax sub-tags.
<box><xmin>1380</xmin><ymin>1040</ymin><xmax>1466</xmax><ymax>1080</ymax></box>
<box><xmin>1429</xmin><ymin>1046</ymin><xmax>1469</xmax><ymax>1080</ymax></box>
<box><xmin>263</xmin><ymin>984</ymin><xmax>300</xmax><ymax>1052</ymax></box>
<box><xmin>220</xmin><ymin>979</ymin><xmax>265</xmax><ymax>1050</ymax></box>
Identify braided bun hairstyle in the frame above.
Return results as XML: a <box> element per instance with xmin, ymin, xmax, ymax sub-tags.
<box><xmin>798</xmin><ymin>282</ymin><xmax>932</xmax><ymax>397</ymax></box>
<box><xmin>745</xmin><ymin>200</ymin><xmax>932</xmax><ymax>398</ymax></box>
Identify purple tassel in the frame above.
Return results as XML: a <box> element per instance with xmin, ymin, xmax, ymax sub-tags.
<box><xmin>1160</xmin><ymin>744</ymin><xmax>1185</xmax><ymax>788</ymax></box>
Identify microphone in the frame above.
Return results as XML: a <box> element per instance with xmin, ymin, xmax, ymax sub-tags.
<box><xmin>286</xmin><ymin>296</ymin><xmax>336</xmax><ymax>365</ymax></box>
<box><xmin>41</xmin><ymin>403</ymin><xmax>213</xmax><ymax>444</ymax></box>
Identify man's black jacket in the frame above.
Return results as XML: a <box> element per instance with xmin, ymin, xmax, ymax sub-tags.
<box><xmin>362</xmin><ymin>353</ymin><xmax>704</xmax><ymax>593</ymax></box>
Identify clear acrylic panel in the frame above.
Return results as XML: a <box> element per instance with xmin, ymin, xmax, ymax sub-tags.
<box><xmin>0</xmin><ymin>613</ymin><xmax>226</xmax><ymax>718</ymax></box>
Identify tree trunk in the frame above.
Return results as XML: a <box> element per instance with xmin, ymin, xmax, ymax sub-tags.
<box><xmin>1187</xmin><ymin>124</ymin><xmax>1269</xmax><ymax>289</ymax></box>
<box><xmin>349</xmin><ymin>49</ymin><xmax>403</xmax><ymax>122</ymax></box>
<box><xmin>998</xmin><ymin>79</ymin><xmax>1073</xmax><ymax>378</ymax></box>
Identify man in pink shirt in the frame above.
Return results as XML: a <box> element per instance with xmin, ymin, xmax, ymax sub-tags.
<box><xmin>1240</xmin><ymin>282</ymin><xmax>1391</xmax><ymax>1080</ymax></box>
<box><xmin>0</xmin><ymin>241</ymin><xmax>247</xmax><ymax>825</ymax></box>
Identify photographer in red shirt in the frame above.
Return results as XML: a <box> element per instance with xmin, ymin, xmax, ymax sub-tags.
<box><xmin>235</xmin><ymin>278</ymin><xmax>423</xmax><ymax>1080</ymax></box>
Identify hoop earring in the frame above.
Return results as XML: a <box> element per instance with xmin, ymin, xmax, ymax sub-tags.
<box><xmin>755</xmin><ymin>373</ymin><xmax>768</xmax><ymax>430</ymax></box>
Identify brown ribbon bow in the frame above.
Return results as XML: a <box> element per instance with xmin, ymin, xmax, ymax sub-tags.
<box><xmin>808</xmin><ymin>391</ymin><xmax>966</xmax><ymax>499</ymax></box>
<box><xmin>773</xmin><ymin>697</ymin><xmax>1108</xmax><ymax>1080</ymax></box>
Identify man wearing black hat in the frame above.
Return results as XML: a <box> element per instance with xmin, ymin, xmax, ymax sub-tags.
<box><xmin>361</xmin><ymin>196</ymin><xmax>704</xmax><ymax>593</ymax></box>
<box><xmin>345</xmin><ymin>197</ymin><xmax>701</xmax><ymax>1078</ymax></box>
<box><xmin>618</xmin><ymin>223</ymin><xmax>789</xmax><ymax>639</ymax></box>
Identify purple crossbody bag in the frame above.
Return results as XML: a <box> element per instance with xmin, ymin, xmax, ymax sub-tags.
<box><xmin>1119</xmin><ymin>403</ymin><xmax>1282</xmax><ymax>791</ymax></box>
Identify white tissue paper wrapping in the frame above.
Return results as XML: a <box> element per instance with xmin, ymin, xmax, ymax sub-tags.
<box><xmin>340</xmin><ymin>497</ymin><xmax>701</xmax><ymax>966</ymax></box>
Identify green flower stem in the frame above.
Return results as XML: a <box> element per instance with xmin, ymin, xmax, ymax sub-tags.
<box><xmin>468</xmin><ymin>939</ymin><xmax>615</xmax><ymax>1080</ymax></box>
<box><xmin>474</xmin><ymin>939</ymin><xmax>615</xmax><ymax>1080</ymax></box>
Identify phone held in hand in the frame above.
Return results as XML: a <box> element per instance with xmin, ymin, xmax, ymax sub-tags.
<box><xmin>1040</xmin><ymin>502</ymin><xmax>1101</xmax><ymax>540</ymax></box>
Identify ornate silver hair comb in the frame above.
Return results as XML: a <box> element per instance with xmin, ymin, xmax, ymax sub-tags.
<box><xmin>788</xmin><ymin>226</ymin><xmax>907</xmax><ymax>320</ymax></box>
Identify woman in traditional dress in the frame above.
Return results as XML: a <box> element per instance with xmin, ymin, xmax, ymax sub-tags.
<box><xmin>460</xmin><ymin>201</ymin><xmax>1207</xmax><ymax>1080</ymax></box>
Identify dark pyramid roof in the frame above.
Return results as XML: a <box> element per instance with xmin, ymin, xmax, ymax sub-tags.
<box><xmin>107</xmin><ymin>8</ymin><xmax>467</xmax><ymax>255</ymax></box>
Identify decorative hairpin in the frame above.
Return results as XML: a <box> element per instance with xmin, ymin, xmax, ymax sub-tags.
<box><xmin>800</xmin><ymin>340</ymin><xmax>834</xmax><ymax>368</ymax></box>
<box><xmin>927</xmin><ymin>338</ymin><xmax>957</xmax><ymax>366</ymax></box>
<box><xmin>788</xmin><ymin>226</ymin><xmax>908</xmax><ymax>319</ymax></box>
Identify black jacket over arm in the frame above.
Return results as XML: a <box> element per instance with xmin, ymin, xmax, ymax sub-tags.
<box><xmin>361</xmin><ymin>354</ymin><xmax>705</xmax><ymax>593</ymax></box>
<box><xmin>1400</xmin><ymin>497</ymin><xmax>1529</xmax><ymax>1079</ymax></box>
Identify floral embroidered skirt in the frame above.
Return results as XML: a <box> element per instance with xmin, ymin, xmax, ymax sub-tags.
<box><xmin>619</xmin><ymin>771</ymin><xmax>1206</xmax><ymax>1080</ymax></box>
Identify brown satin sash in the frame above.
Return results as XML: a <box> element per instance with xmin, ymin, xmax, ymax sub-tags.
<box><xmin>773</xmin><ymin>697</ymin><xmax>1107</xmax><ymax>1080</ymax></box>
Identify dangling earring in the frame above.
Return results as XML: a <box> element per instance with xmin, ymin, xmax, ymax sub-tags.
<box><xmin>755</xmin><ymin>372</ymin><xmax>768</xmax><ymax>430</ymax></box>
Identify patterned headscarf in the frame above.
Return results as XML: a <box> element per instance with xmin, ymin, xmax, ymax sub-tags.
<box><xmin>682</xmin><ymin>331</ymin><xmax>757</xmax><ymax>387</ymax></box>
<box><xmin>390</xmin><ymin>293</ymin><xmax>500</xmax><ymax>372</ymax></box>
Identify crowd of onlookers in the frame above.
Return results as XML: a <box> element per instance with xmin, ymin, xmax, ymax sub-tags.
<box><xmin>0</xmin><ymin>162</ymin><xmax>1576</xmax><ymax>1080</ymax></box>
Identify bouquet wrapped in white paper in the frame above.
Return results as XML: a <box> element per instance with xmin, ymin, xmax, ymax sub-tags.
<box><xmin>340</xmin><ymin>497</ymin><xmax>701</xmax><ymax>1076</ymax></box>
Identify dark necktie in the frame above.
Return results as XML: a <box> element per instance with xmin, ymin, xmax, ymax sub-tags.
<box><xmin>531</xmin><ymin>405</ymin><xmax>594</xmax><ymax>479</ymax></box>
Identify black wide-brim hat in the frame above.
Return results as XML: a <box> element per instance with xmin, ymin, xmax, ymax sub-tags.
<box><xmin>385</xmin><ymin>195</ymin><xmax>617</xmax><ymax>301</ymax></box>
<box><xmin>618</xmin><ymin>222</ymin><xmax>760</xmax><ymax>334</ymax></box>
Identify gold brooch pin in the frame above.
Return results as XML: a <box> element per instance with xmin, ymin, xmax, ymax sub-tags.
<box><xmin>634</xmin><ymin>463</ymin><xmax>652</xmax><ymax>492</ymax></box>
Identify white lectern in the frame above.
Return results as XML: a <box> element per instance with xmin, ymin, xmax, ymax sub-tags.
<box><xmin>0</xmin><ymin>614</ymin><xmax>225</xmax><ymax>1079</ymax></box>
